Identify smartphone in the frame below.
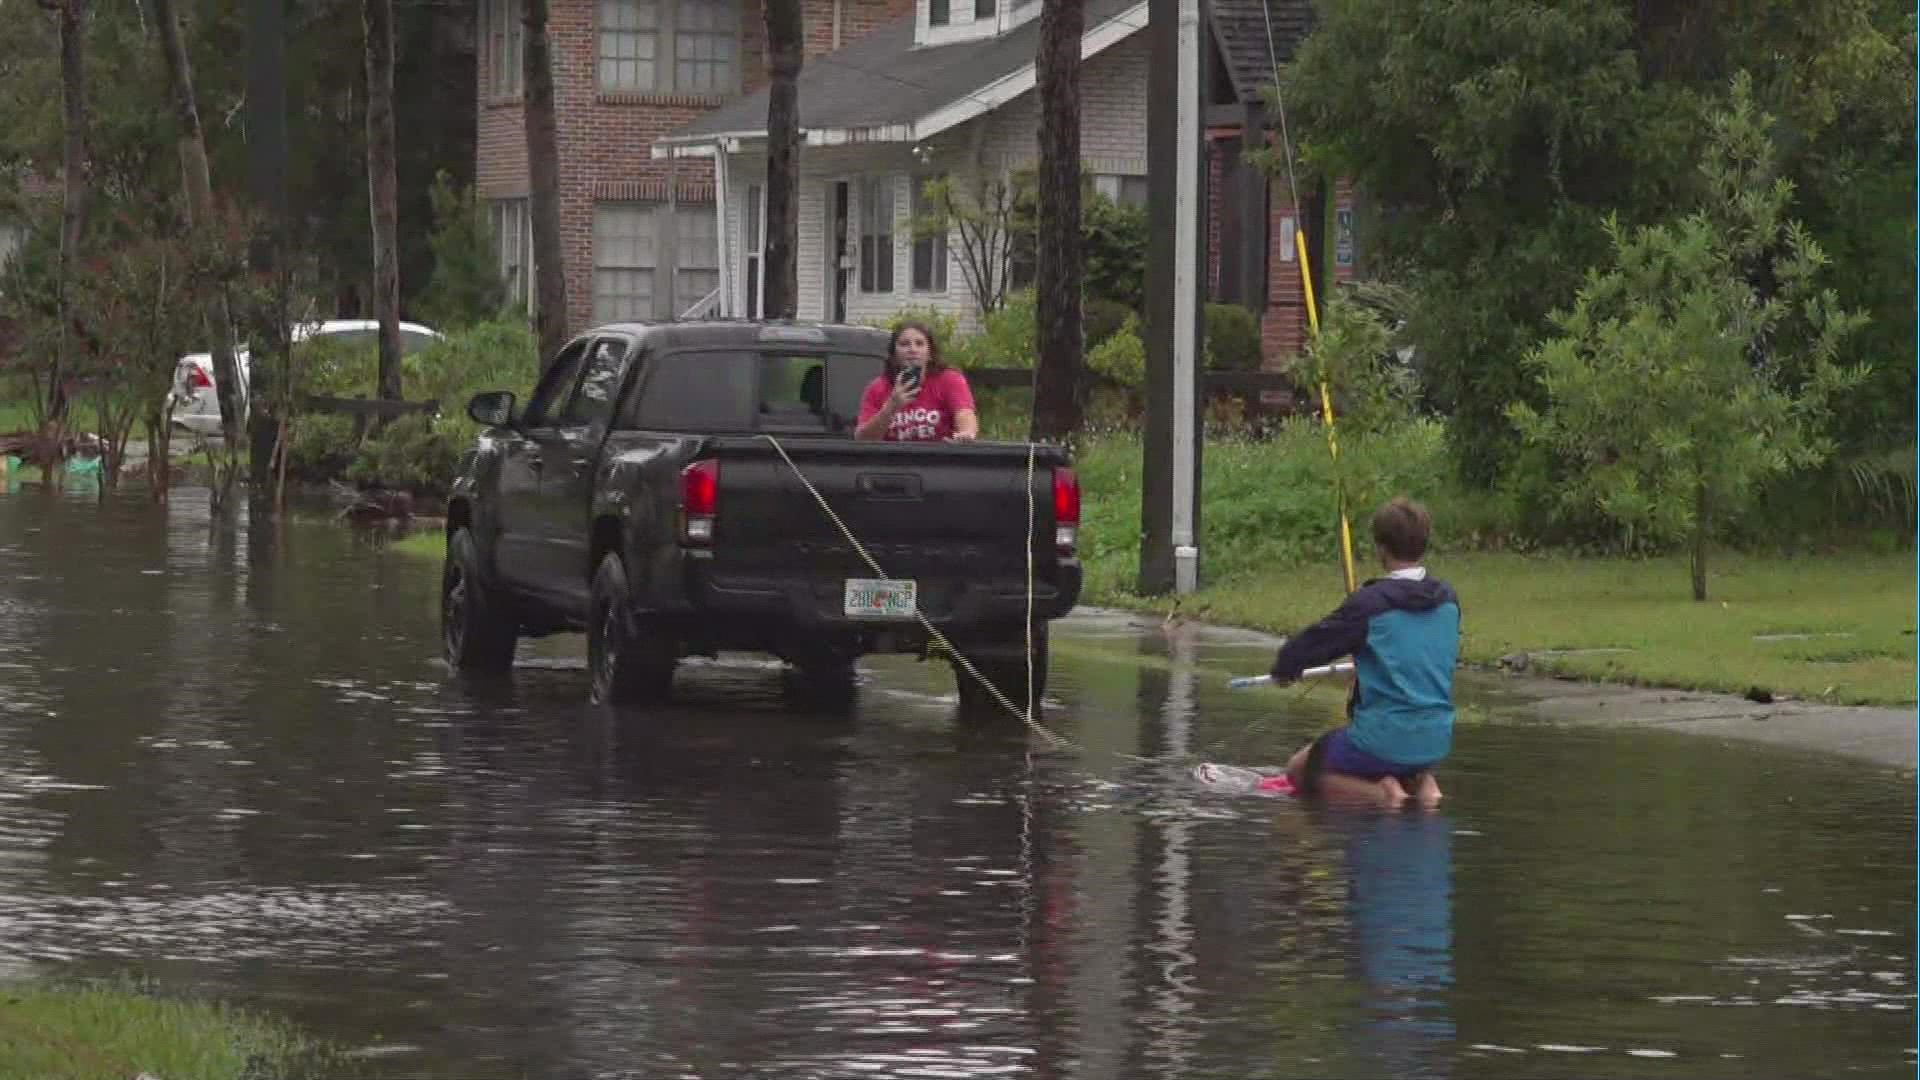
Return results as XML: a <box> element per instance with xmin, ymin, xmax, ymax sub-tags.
<box><xmin>897</xmin><ymin>366</ymin><xmax>923</xmax><ymax>392</ymax></box>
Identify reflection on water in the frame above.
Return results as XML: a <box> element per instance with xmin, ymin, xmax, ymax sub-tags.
<box><xmin>0</xmin><ymin>489</ymin><xmax>1911</xmax><ymax>1079</ymax></box>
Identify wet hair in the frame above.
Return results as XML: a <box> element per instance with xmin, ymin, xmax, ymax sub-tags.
<box><xmin>885</xmin><ymin>321</ymin><xmax>947</xmax><ymax>380</ymax></box>
<box><xmin>1372</xmin><ymin>497</ymin><xmax>1432</xmax><ymax>563</ymax></box>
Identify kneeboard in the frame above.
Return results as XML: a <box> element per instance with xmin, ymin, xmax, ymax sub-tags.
<box><xmin>1192</xmin><ymin>762</ymin><xmax>1295</xmax><ymax>797</ymax></box>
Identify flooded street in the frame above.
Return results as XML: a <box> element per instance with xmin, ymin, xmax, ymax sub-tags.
<box><xmin>0</xmin><ymin>489</ymin><xmax>1912</xmax><ymax>1078</ymax></box>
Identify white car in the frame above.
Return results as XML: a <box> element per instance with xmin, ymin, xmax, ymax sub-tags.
<box><xmin>168</xmin><ymin>318</ymin><xmax>443</xmax><ymax>439</ymax></box>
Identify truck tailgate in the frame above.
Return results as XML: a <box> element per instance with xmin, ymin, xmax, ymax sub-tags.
<box><xmin>699</xmin><ymin>437</ymin><xmax>1069</xmax><ymax>611</ymax></box>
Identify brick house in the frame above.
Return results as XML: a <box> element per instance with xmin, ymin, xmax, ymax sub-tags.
<box><xmin>478</xmin><ymin>0</ymin><xmax>1350</xmax><ymax>369</ymax></box>
<box><xmin>475</xmin><ymin>0</ymin><xmax>914</xmax><ymax>333</ymax></box>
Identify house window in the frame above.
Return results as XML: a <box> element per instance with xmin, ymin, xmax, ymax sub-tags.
<box><xmin>483</xmin><ymin>0</ymin><xmax>525</xmax><ymax>98</ymax></box>
<box><xmin>599</xmin><ymin>0</ymin><xmax>736</xmax><ymax>94</ymax></box>
<box><xmin>974</xmin><ymin>0</ymin><xmax>994</xmax><ymax>18</ymax></box>
<box><xmin>594</xmin><ymin>203</ymin><xmax>659</xmax><ymax>323</ymax></box>
<box><xmin>1093</xmin><ymin>174</ymin><xmax>1148</xmax><ymax>209</ymax></box>
<box><xmin>675</xmin><ymin>0</ymin><xmax>736</xmax><ymax>94</ymax></box>
<box><xmin>910</xmin><ymin>175</ymin><xmax>947</xmax><ymax>294</ymax></box>
<box><xmin>744</xmin><ymin>184</ymin><xmax>764</xmax><ymax>317</ymax></box>
<box><xmin>674</xmin><ymin>205</ymin><xmax>720</xmax><ymax>317</ymax></box>
<box><xmin>490</xmin><ymin>198</ymin><xmax>532</xmax><ymax>312</ymax></box>
<box><xmin>929</xmin><ymin>0</ymin><xmax>949</xmax><ymax>27</ymax></box>
<box><xmin>858</xmin><ymin>177</ymin><xmax>894</xmax><ymax>294</ymax></box>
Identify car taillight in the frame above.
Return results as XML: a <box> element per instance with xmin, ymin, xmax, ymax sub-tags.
<box><xmin>1052</xmin><ymin>466</ymin><xmax>1080</xmax><ymax>555</ymax></box>
<box><xmin>679</xmin><ymin>459</ymin><xmax>719</xmax><ymax>545</ymax></box>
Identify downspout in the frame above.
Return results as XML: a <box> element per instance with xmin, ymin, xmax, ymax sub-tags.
<box><xmin>833</xmin><ymin>0</ymin><xmax>843</xmax><ymax>49</ymax></box>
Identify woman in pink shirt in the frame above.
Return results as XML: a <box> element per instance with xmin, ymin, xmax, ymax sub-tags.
<box><xmin>855</xmin><ymin>322</ymin><xmax>979</xmax><ymax>442</ymax></box>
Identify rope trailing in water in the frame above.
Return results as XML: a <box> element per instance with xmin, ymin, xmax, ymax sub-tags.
<box><xmin>760</xmin><ymin>433</ymin><xmax>1336</xmax><ymax>766</ymax></box>
<box><xmin>760</xmin><ymin>432</ymin><xmax>1140</xmax><ymax>756</ymax></box>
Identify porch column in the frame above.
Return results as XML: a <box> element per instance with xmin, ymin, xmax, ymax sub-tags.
<box><xmin>713</xmin><ymin>139</ymin><xmax>736</xmax><ymax>317</ymax></box>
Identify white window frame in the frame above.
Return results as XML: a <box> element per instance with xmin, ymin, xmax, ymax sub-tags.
<box><xmin>910</xmin><ymin>174</ymin><xmax>947</xmax><ymax>294</ymax></box>
<box><xmin>598</xmin><ymin>0</ymin><xmax>740</xmax><ymax>95</ymax></box>
<box><xmin>484</xmin><ymin>0</ymin><xmax>525</xmax><ymax>98</ymax></box>
<box><xmin>858</xmin><ymin>176</ymin><xmax>894</xmax><ymax>295</ymax></box>
<box><xmin>744</xmin><ymin>183</ymin><xmax>765</xmax><ymax>317</ymax></box>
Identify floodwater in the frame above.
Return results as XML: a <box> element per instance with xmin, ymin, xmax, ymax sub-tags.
<box><xmin>0</xmin><ymin>487</ymin><xmax>1911</xmax><ymax>1079</ymax></box>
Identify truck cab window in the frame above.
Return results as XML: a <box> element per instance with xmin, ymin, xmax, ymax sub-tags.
<box><xmin>523</xmin><ymin>340</ymin><xmax>592</xmax><ymax>427</ymax></box>
<box><xmin>624</xmin><ymin>352</ymin><xmax>756</xmax><ymax>431</ymax></box>
<box><xmin>759</xmin><ymin>354</ymin><xmax>828</xmax><ymax>426</ymax></box>
<box><xmin>563</xmin><ymin>338</ymin><xmax>631</xmax><ymax>429</ymax></box>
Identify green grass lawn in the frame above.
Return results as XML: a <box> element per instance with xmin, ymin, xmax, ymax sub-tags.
<box><xmin>1090</xmin><ymin>551</ymin><xmax>1916</xmax><ymax>706</ymax></box>
<box><xmin>391</xmin><ymin>515</ymin><xmax>1914</xmax><ymax>704</ymax></box>
<box><xmin>0</xmin><ymin>982</ymin><xmax>333</xmax><ymax>1080</ymax></box>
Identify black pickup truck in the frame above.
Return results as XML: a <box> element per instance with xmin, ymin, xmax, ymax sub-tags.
<box><xmin>440</xmin><ymin>320</ymin><xmax>1081</xmax><ymax>710</ymax></box>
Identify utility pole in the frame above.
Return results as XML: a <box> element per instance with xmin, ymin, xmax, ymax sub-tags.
<box><xmin>1138</xmin><ymin>0</ymin><xmax>1205</xmax><ymax>595</ymax></box>
<box><xmin>246</xmin><ymin>0</ymin><xmax>287</xmax><ymax>487</ymax></box>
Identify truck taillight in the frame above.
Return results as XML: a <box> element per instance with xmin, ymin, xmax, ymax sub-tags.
<box><xmin>1052</xmin><ymin>466</ymin><xmax>1080</xmax><ymax>555</ymax></box>
<box><xmin>680</xmin><ymin>459</ymin><xmax>718</xmax><ymax>545</ymax></box>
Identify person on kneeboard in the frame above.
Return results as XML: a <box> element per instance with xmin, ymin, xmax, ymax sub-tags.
<box><xmin>1272</xmin><ymin>497</ymin><xmax>1460</xmax><ymax>809</ymax></box>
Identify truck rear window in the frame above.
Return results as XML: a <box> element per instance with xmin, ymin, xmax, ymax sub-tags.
<box><xmin>621</xmin><ymin>350</ymin><xmax>885</xmax><ymax>434</ymax></box>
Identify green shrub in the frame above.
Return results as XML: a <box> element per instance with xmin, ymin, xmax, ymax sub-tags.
<box><xmin>1203</xmin><ymin>303</ymin><xmax>1264</xmax><ymax>372</ymax></box>
<box><xmin>1291</xmin><ymin>294</ymin><xmax>1416</xmax><ymax>436</ymax></box>
<box><xmin>405</xmin><ymin>318</ymin><xmax>539</xmax><ymax>408</ymax></box>
<box><xmin>416</xmin><ymin>173</ymin><xmax>511</xmax><ymax>331</ymax></box>
<box><xmin>283</xmin><ymin>413</ymin><xmax>361</xmax><ymax>482</ymax></box>
<box><xmin>1086</xmin><ymin>313</ymin><xmax>1146</xmax><ymax>388</ymax></box>
<box><xmin>346</xmin><ymin>413</ymin><xmax>467</xmax><ymax>496</ymax></box>
<box><xmin>292</xmin><ymin>317</ymin><xmax>537</xmax><ymax>409</ymax></box>
<box><xmin>871</xmin><ymin>306</ymin><xmax>961</xmax><ymax>354</ymax></box>
<box><xmin>294</xmin><ymin>334</ymin><xmax>381</xmax><ymax>399</ymax></box>
<box><xmin>954</xmin><ymin>289</ymin><xmax>1037</xmax><ymax>369</ymax></box>
<box><xmin>1084</xmin><ymin>191</ymin><xmax>1147</xmax><ymax>311</ymax></box>
<box><xmin>1083</xmin><ymin>296</ymin><xmax>1133</xmax><ymax>353</ymax></box>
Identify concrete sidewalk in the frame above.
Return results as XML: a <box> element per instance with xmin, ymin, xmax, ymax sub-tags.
<box><xmin>1067</xmin><ymin>609</ymin><xmax>1917</xmax><ymax>771</ymax></box>
<box><xmin>1465</xmin><ymin>675</ymin><xmax>1916</xmax><ymax>770</ymax></box>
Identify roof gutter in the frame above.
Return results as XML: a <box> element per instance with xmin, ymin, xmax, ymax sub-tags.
<box><xmin>650</xmin><ymin>0</ymin><xmax>1148</xmax><ymax>157</ymax></box>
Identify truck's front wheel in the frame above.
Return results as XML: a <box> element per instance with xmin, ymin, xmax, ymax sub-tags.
<box><xmin>442</xmin><ymin>528</ymin><xmax>517</xmax><ymax>673</ymax></box>
<box><xmin>953</xmin><ymin>626</ymin><xmax>1048</xmax><ymax>718</ymax></box>
<box><xmin>588</xmin><ymin>553</ymin><xmax>675</xmax><ymax>706</ymax></box>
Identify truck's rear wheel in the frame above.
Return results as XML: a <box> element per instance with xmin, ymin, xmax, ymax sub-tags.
<box><xmin>442</xmin><ymin>528</ymin><xmax>516</xmax><ymax>673</ymax></box>
<box><xmin>953</xmin><ymin>626</ymin><xmax>1048</xmax><ymax>718</ymax></box>
<box><xmin>588</xmin><ymin>553</ymin><xmax>675</xmax><ymax>705</ymax></box>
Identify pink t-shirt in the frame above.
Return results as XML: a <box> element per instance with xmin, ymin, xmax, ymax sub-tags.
<box><xmin>859</xmin><ymin>367</ymin><xmax>976</xmax><ymax>442</ymax></box>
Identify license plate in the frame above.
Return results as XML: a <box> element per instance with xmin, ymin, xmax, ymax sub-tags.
<box><xmin>844</xmin><ymin>578</ymin><xmax>916</xmax><ymax>619</ymax></box>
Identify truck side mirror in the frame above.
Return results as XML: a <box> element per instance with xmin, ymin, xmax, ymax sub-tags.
<box><xmin>467</xmin><ymin>390</ymin><xmax>518</xmax><ymax>429</ymax></box>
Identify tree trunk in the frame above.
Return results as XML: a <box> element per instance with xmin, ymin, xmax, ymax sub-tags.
<box><xmin>523</xmin><ymin>0</ymin><xmax>568</xmax><ymax>366</ymax></box>
<box><xmin>364</xmin><ymin>0</ymin><xmax>403</xmax><ymax>401</ymax></box>
<box><xmin>1690</xmin><ymin>480</ymin><xmax>1709</xmax><ymax>601</ymax></box>
<box><xmin>152</xmin><ymin>0</ymin><xmax>245</xmax><ymax>450</ymax></box>
<box><xmin>44</xmin><ymin>0</ymin><xmax>89</xmax><ymax>432</ymax></box>
<box><xmin>761</xmin><ymin>0</ymin><xmax>802</xmax><ymax>320</ymax></box>
<box><xmin>245</xmin><ymin>0</ymin><xmax>289</xmax><ymax>485</ymax></box>
<box><xmin>1030</xmin><ymin>0</ymin><xmax>1085</xmax><ymax>441</ymax></box>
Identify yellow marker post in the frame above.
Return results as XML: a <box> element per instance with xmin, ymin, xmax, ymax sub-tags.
<box><xmin>1295</xmin><ymin>228</ymin><xmax>1358</xmax><ymax>595</ymax></box>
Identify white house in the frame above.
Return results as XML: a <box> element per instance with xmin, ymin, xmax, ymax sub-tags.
<box><xmin>652</xmin><ymin>0</ymin><xmax>1151</xmax><ymax>329</ymax></box>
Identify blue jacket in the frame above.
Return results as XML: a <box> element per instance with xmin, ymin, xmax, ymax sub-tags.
<box><xmin>1270</xmin><ymin>574</ymin><xmax>1460</xmax><ymax>766</ymax></box>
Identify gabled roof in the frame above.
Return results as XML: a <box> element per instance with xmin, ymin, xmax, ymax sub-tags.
<box><xmin>1209</xmin><ymin>0</ymin><xmax>1314</xmax><ymax>104</ymax></box>
<box><xmin>655</xmin><ymin>0</ymin><xmax>1146</xmax><ymax>151</ymax></box>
